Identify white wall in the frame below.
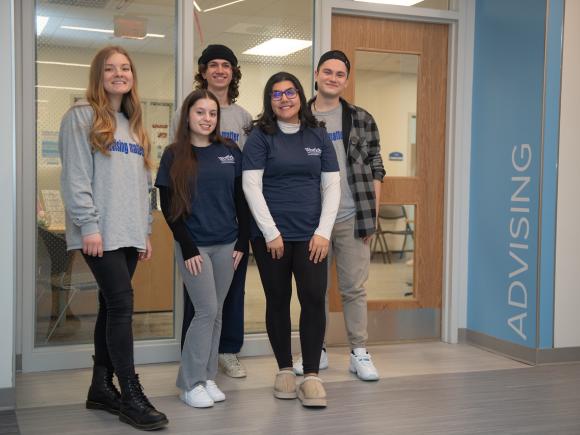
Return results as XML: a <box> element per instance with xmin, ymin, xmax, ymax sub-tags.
<box><xmin>0</xmin><ymin>0</ymin><xmax>16</xmax><ymax>398</ymax></box>
<box><xmin>554</xmin><ymin>0</ymin><xmax>580</xmax><ymax>347</ymax></box>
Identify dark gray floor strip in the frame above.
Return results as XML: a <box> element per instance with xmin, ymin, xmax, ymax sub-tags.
<box><xmin>0</xmin><ymin>411</ymin><xmax>19</xmax><ymax>435</ymax></box>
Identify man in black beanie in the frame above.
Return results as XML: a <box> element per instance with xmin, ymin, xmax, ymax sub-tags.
<box><xmin>170</xmin><ymin>44</ymin><xmax>252</xmax><ymax>379</ymax></box>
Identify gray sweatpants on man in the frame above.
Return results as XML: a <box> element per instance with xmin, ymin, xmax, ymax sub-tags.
<box><xmin>326</xmin><ymin>216</ymin><xmax>370</xmax><ymax>348</ymax></box>
<box><xmin>175</xmin><ymin>241</ymin><xmax>236</xmax><ymax>391</ymax></box>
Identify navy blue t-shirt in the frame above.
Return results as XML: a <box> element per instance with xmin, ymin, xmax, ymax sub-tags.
<box><xmin>155</xmin><ymin>142</ymin><xmax>241</xmax><ymax>247</ymax></box>
<box><xmin>243</xmin><ymin>125</ymin><xmax>339</xmax><ymax>241</ymax></box>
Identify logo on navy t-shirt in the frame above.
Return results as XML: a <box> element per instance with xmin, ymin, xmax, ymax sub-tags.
<box><xmin>305</xmin><ymin>147</ymin><xmax>322</xmax><ymax>157</ymax></box>
<box><xmin>218</xmin><ymin>154</ymin><xmax>236</xmax><ymax>164</ymax></box>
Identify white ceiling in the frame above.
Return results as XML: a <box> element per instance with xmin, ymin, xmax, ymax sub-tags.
<box><xmin>36</xmin><ymin>0</ymin><xmax>439</xmax><ymax>70</ymax></box>
<box><xmin>36</xmin><ymin>0</ymin><xmax>314</xmax><ymax>65</ymax></box>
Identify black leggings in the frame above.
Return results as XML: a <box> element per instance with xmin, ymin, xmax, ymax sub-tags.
<box><xmin>83</xmin><ymin>248</ymin><xmax>138</xmax><ymax>379</ymax></box>
<box><xmin>251</xmin><ymin>238</ymin><xmax>327</xmax><ymax>374</ymax></box>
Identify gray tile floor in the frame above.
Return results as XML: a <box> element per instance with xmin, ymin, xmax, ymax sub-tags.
<box><xmin>8</xmin><ymin>343</ymin><xmax>580</xmax><ymax>434</ymax></box>
<box><xmin>12</xmin><ymin>365</ymin><xmax>580</xmax><ymax>435</ymax></box>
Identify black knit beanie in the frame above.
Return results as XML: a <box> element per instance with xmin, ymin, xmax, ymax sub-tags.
<box><xmin>198</xmin><ymin>44</ymin><xmax>238</xmax><ymax>67</ymax></box>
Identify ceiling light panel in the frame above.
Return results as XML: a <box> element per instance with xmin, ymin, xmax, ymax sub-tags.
<box><xmin>203</xmin><ymin>0</ymin><xmax>245</xmax><ymax>13</ymax></box>
<box><xmin>37</xmin><ymin>61</ymin><xmax>90</xmax><ymax>68</ymax></box>
<box><xmin>60</xmin><ymin>25</ymin><xmax>165</xmax><ymax>38</ymax></box>
<box><xmin>243</xmin><ymin>38</ymin><xmax>312</xmax><ymax>57</ymax></box>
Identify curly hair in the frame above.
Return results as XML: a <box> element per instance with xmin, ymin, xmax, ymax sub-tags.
<box><xmin>194</xmin><ymin>63</ymin><xmax>242</xmax><ymax>104</ymax></box>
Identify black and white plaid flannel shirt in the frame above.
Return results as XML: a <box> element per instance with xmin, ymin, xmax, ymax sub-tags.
<box><xmin>310</xmin><ymin>97</ymin><xmax>386</xmax><ymax>238</ymax></box>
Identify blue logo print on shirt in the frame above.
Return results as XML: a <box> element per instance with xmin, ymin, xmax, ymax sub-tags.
<box><xmin>218</xmin><ymin>155</ymin><xmax>236</xmax><ymax>164</ymax></box>
<box><xmin>221</xmin><ymin>131</ymin><xmax>240</xmax><ymax>143</ymax></box>
<box><xmin>305</xmin><ymin>147</ymin><xmax>322</xmax><ymax>157</ymax></box>
<box><xmin>328</xmin><ymin>131</ymin><xmax>342</xmax><ymax>142</ymax></box>
<box><xmin>110</xmin><ymin>140</ymin><xmax>144</xmax><ymax>157</ymax></box>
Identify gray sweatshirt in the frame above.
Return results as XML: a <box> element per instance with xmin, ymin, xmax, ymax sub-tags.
<box><xmin>58</xmin><ymin>103</ymin><xmax>152</xmax><ymax>252</ymax></box>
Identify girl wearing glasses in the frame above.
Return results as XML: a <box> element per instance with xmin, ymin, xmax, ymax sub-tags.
<box><xmin>155</xmin><ymin>89</ymin><xmax>250</xmax><ymax>409</ymax></box>
<box><xmin>242</xmin><ymin>72</ymin><xmax>340</xmax><ymax>408</ymax></box>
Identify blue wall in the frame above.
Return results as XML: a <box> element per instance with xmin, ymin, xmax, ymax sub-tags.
<box><xmin>468</xmin><ymin>0</ymin><xmax>547</xmax><ymax>347</ymax></box>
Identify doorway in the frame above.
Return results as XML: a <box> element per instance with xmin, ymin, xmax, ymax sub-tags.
<box><xmin>326</xmin><ymin>14</ymin><xmax>449</xmax><ymax>344</ymax></box>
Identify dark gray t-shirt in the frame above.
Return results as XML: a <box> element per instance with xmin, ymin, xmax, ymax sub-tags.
<box><xmin>313</xmin><ymin>104</ymin><xmax>356</xmax><ymax>222</ymax></box>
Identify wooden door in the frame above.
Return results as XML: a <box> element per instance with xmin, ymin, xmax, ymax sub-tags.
<box><xmin>327</xmin><ymin>15</ymin><xmax>448</xmax><ymax>343</ymax></box>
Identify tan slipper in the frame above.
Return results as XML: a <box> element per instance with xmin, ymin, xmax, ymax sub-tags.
<box><xmin>297</xmin><ymin>376</ymin><xmax>327</xmax><ymax>408</ymax></box>
<box><xmin>274</xmin><ymin>369</ymin><xmax>297</xmax><ymax>399</ymax></box>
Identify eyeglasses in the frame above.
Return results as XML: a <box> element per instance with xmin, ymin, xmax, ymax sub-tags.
<box><xmin>271</xmin><ymin>87</ymin><xmax>298</xmax><ymax>101</ymax></box>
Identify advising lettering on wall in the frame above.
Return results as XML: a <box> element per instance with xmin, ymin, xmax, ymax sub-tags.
<box><xmin>508</xmin><ymin>143</ymin><xmax>532</xmax><ymax>340</ymax></box>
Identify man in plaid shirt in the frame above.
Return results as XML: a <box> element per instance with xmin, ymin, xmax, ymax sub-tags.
<box><xmin>293</xmin><ymin>50</ymin><xmax>385</xmax><ymax>381</ymax></box>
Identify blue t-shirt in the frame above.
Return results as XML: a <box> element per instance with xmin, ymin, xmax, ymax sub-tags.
<box><xmin>155</xmin><ymin>142</ymin><xmax>241</xmax><ymax>247</ymax></box>
<box><xmin>242</xmin><ymin>125</ymin><xmax>339</xmax><ymax>241</ymax></box>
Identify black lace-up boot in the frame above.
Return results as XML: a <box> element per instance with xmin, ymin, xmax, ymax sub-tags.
<box><xmin>86</xmin><ymin>362</ymin><xmax>121</xmax><ymax>415</ymax></box>
<box><xmin>118</xmin><ymin>374</ymin><xmax>168</xmax><ymax>431</ymax></box>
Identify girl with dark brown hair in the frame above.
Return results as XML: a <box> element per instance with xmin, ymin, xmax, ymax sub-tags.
<box><xmin>155</xmin><ymin>89</ymin><xmax>250</xmax><ymax>408</ymax></box>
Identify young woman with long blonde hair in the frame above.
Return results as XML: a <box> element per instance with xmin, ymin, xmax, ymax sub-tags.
<box><xmin>58</xmin><ymin>45</ymin><xmax>168</xmax><ymax>431</ymax></box>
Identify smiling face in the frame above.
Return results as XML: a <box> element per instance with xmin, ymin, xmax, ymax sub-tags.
<box><xmin>271</xmin><ymin>80</ymin><xmax>301</xmax><ymax>124</ymax></box>
<box><xmin>314</xmin><ymin>59</ymin><xmax>349</xmax><ymax>99</ymax></box>
<box><xmin>201</xmin><ymin>58</ymin><xmax>233</xmax><ymax>93</ymax></box>
<box><xmin>188</xmin><ymin>97</ymin><xmax>218</xmax><ymax>139</ymax></box>
<box><xmin>102</xmin><ymin>52</ymin><xmax>134</xmax><ymax>98</ymax></box>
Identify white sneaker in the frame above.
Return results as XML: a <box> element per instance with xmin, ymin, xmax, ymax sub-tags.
<box><xmin>349</xmin><ymin>348</ymin><xmax>379</xmax><ymax>381</ymax></box>
<box><xmin>179</xmin><ymin>384</ymin><xmax>214</xmax><ymax>408</ymax></box>
<box><xmin>293</xmin><ymin>349</ymin><xmax>329</xmax><ymax>376</ymax></box>
<box><xmin>218</xmin><ymin>353</ymin><xmax>247</xmax><ymax>378</ymax></box>
<box><xmin>205</xmin><ymin>380</ymin><xmax>225</xmax><ymax>402</ymax></box>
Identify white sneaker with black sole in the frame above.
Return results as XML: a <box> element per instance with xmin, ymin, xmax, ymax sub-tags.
<box><xmin>349</xmin><ymin>348</ymin><xmax>379</xmax><ymax>381</ymax></box>
<box><xmin>293</xmin><ymin>348</ymin><xmax>329</xmax><ymax>376</ymax></box>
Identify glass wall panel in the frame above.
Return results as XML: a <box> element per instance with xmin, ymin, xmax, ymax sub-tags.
<box><xmin>354</xmin><ymin>51</ymin><xmax>418</xmax><ymax>300</ymax></box>
<box><xmin>355</xmin><ymin>50</ymin><xmax>418</xmax><ymax>177</ymax></box>
<box><xmin>34</xmin><ymin>0</ymin><xmax>176</xmax><ymax>346</ymax></box>
<box><xmin>193</xmin><ymin>0</ymin><xmax>314</xmax><ymax>333</ymax></box>
<box><xmin>368</xmin><ymin>205</ymin><xmax>415</xmax><ymax>300</ymax></box>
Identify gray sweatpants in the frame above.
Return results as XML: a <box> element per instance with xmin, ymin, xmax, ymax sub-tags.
<box><xmin>175</xmin><ymin>241</ymin><xmax>236</xmax><ymax>391</ymax></box>
<box><xmin>326</xmin><ymin>216</ymin><xmax>370</xmax><ymax>348</ymax></box>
